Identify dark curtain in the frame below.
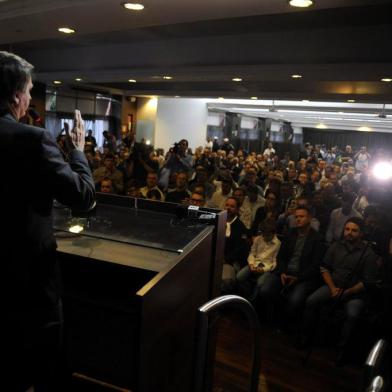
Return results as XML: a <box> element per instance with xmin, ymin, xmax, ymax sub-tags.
<box><xmin>303</xmin><ymin>128</ymin><xmax>392</xmax><ymax>154</ymax></box>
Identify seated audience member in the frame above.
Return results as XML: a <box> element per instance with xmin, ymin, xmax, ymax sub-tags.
<box><xmin>221</xmin><ymin>197</ymin><xmax>250</xmax><ymax>293</ymax></box>
<box><xmin>165</xmin><ymin>171</ymin><xmax>191</xmax><ymax>204</ymax></box>
<box><xmin>140</xmin><ymin>172</ymin><xmax>164</xmax><ymax>200</ymax></box>
<box><xmin>146</xmin><ymin>188</ymin><xmax>163</xmax><ymax>201</ymax></box>
<box><xmin>294</xmin><ymin>172</ymin><xmax>314</xmax><ymax>198</ymax></box>
<box><xmin>189</xmin><ymin>165</ymin><xmax>215</xmax><ymax>199</ymax></box>
<box><xmin>208</xmin><ymin>175</ymin><xmax>233</xmax><ymax>210</ymax></box>
<box><xmin>237</xmin><ymin>220</ymin><xmax>281</xmax><ymax>302</ymax></box>
<box><xmin>93</xmin><ymin>153</ymin><xmax>124</xmax><ymax>194</ymax></box>
<box><xmin>126</xmin><ymin>180</ymin><xmax>142</xmax><ymax>198</ymax></box>
<box><xmin>245</xmin><ymin>184</ymin><xmax>266</xmax><ymax>224</ymax></box>
<box><xmin>285</xmin><ymin>196</ymin><xmax>320</xmax><ymax>232</ymax></box>
<box><xmin>189</xmin><ymin>191</ymin><xmax>206</xmax><ymax>207</ymax></box>
<box><xmin>352</xmin><ymin>186</ymin><xmax>369</xmax><ymax>216</ymax></box>
<box><xmin>326</xmin><ymin>192</ymin><xmax>361</xmax><ymax>244</ymax></box>
<box><xmin>99</xmin><ymin>177</ymin><xmax>114</xmax><ymax>194</ymax></box>
<box><xmin>276</xmin><ymin>198</ymin><xmax>297</xmax><ymax>235</ymax></box>
<box><xmin>301</xmin><ymin>217</ymin><xmax>379</xmax><ymax>365</ymax></box>
<box><xmin>259</xmin><ymin>206</ymin><xmax>324</xmax><ymax>327</ymax></box>
<box><xmin>251</xmin><ymin>190</ymin><xmax>280</xmax><ymax>237</ymax></box>
<box><xmin>233</xmin><ymin>187</ymin><xmax>253</xmax><ymax>229</ymax></box>
<box><xmin>279</xmin><ymin>182</ymin><xmax>294</xmax><ymax>214</ymax></box>
<box><xmin>313</xmin><ymin>190</ymin><xmax>331</xmax><ymax>237</ymax></box>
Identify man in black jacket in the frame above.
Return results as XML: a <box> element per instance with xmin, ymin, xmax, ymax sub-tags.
<box><xmin>221</xmin><ymin>196</ymin><xmax>250</xmax><ymax>293</ymax></box>
<box><xmin>1</xmin><ymin>51</ymin><xmax>95</xmax><ymax>391</ymax></box>
<box><xmin>259</xmin><ymin>206</ymin><xmax>324</xmax><ymax>326</ymax></box>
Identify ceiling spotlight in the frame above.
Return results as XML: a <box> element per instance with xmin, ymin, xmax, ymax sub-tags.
<box><xmin>163</xmin><ymin>76</ymin><xmax>173</xmax><ymax>80</ymax></box>
<box><xmin>251</xmin><ymin>97</ymin><xmax>258</xmax><ymax>100</ymax></box>
<box><xmin>347</xmin><ymin>99</ymin><xmax>356</xmax><ymax>103</ymax></box>
<box><xmin>218</xmin><ymin>97</ymin><xmax>225</xmax><ymax>100</ymax></box>
<box><xmin>302</xmin><ymin>99</ymin><xmax>309</xmax><ymax>102</ymax></box>
<box><xmin>291</xmin><ymin>74</ymin><xmax>302</xmax><ymax>79</ymax></box>
<box><xmin>58</xmin><ymin>27</ymin><xmax>75</xmax><ymax>34</ymax></box>
<box><xmin>174</xmin><ymin>95</ymin><xmax>180</xmax><ymax>98</ymax></box>
<box><xmin>53</xmin><ymin>80</ymin><xmax>62</xmax><ymax>85</ymax></box>
<box><xmin>288</xmin><ymin>0</ymin><xmax>314</xmax><ymax>8</ymax></box>
<box><xmin>232</xmin><ymin>77</ymin><xmax>242</xmax><ymax>82</ymax></box>
<box><xmin>381</xmin><ymin>78</ymin><xmax>392</xmax><ymax>82</ymax></box>
<box><xmin>128</xmin><ymin>79</ymin><xmax>137</xmax><ymax>83</ymax></box>
<box><xmin>122</xmin><ymin>2</ymin><xmax>144</xmax><ymax>11</ymax></box>
<box><xmin>316</xmin><ymin>123</ymin><xmax>327</xmax><ymax>129</ymax></box>
<box><xmin>358</xmin><ymin>126</ymin><xmax>372</xmax><ymax>132</ymax></box>
<box><xmin>75</xmin><ymin>78</ymin><xmax>82</xmax><ymax>82</ymax></box>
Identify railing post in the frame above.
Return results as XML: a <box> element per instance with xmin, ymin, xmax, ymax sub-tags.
<box><xmin>193</xmin><ymin>295</ymin><xmax>261</xmax><ymax>392</ymax></box>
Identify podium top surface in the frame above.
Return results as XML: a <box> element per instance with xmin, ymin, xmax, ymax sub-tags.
<box><xmin>53</xmin><ymin>202</ymin><xmax>211</xmax><ymax>254</ymax></box>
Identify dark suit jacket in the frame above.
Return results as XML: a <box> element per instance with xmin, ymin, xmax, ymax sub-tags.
<box><xmin>1</xmin><ymin>113</ymin><xmax>95</xmax><ymax>320</ymax></box>
<box><xmin>224</xmin><ymin>217</ymin><xmax>250</xmax><ymax>267</ymax></box>
<box><xmin>275</xmin><ymin>227</ymin><xmax>324</xmax><ymax>283</ymax></box>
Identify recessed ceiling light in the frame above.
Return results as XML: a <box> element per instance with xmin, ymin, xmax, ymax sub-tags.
<box><xmin>218</xmin><ymin>97</ymin><xmax>225</xmax><ymax>100</ymax></box>
<box><xmin>291</xmin><ymin>74</ymin><xmax>302</xmax><ymax>79</ymax></box>
<box><xmin>302</xmin><ymin>99</ymin><xmax>309</xmax><ymax>102</ymax></box>
<box><xmin>75</xmin><ymin>78</ymin><xmax>82</xmax><ymax>82</ymax></box>
<box><xmin>163</xmin><ymin>76</ymin><xmax>173</xmax><ymax>80</ymax></box>
<box><xmin>174</xmin><ymin>95</ymin><xmax>180</xmax><ymax>98</ymax></box>
<box><xmin>288</xmin><ymin>0</ymin><xmax>314</xmax><ymax>8</ymax></box>
<box><xmin>251</xmin><ymin>97</ymin><xmax>258</xmax><ymax>100</ymax></box>
<box><xmin>53</xmin><ymin>80</ymin><xmax>62</xmax><ymax>85</ymax></box>
<box><xmin>122</xmin><ymin>3</ymin><xmax>144</xmax><ymax>11</ymax></box>
<box><xmin>381</xmin><ymin>78</ymin><xmax>392</xmax><ymax>82</ymax></box>
<box><xmin>58</xmin><ymin>27</ymin><xmax>75</xmax><ymax>34</ymax></box>
<box><xmin>358</xmin><ymin>126</ymin><xmax>372</xmax><ymax>132</ymax></box>
<box><xmin>347</xmin><ymin>99</ymin><xmax>356</xmax><ymax>103</ymax></box>
<box><xmin>128</xmin><ymin>79</ymin><xmax>137</xmax><ymax>83</ymax></box>
<box><xmin>232</xmin><ymin>77</ymin><xmax>242</xmax><ymax>82</ymax></box>
<box><xmin>316</xmin><ymin>123</ymin><xmax>327</xmax><ymax>129</ymax></box>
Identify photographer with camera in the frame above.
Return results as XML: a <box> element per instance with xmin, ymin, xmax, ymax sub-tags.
<box><xmin>165</xmin><ymin>139</ymin><xmax>193</xmax><ymax>175</ymax></box>
<box><xmin>158</xmin><ymin>139</ymin><xmax>193</xmax><ymax>189</ymax></box>
<box><xmin>124</xmin><ymin>131</ymin><xmax>158</xmax><ymax>187</ymax></box>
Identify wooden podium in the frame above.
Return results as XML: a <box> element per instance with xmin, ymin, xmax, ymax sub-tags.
<box><xmin>54</xmin><ymin>194</ymin><xmax>225</xmax><ymax>391</ymax></box>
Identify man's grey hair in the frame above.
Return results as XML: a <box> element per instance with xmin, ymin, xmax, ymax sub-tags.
<box><xmin>0</xmin><ymin>51</ymin><xmax>34</xmax><ymax>114</ymax></box>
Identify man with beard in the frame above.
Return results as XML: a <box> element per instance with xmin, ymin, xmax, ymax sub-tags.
<box><xmin>301</xmin><ymin>217</ymin><xmax>379</xmax><ymax>365</ymax></box>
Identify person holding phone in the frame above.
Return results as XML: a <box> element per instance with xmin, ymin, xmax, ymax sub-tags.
<box><xmin>0</xmin><ymin>51</ymin><xmax>95</xmax><ymax>391</ymax></box>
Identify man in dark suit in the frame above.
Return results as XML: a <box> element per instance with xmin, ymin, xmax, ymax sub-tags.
<box><xmin>221</xmin><ymin>196</ymin><xmax>250</xmax><ymax>293</ymax></box>
<box><xmin>0</xmin><ymin>51</ymin><xmax>95</xmax><ymax>391</ymax></box>
<box><xmin>259</xmin><ymin>206</ymin><xmax>324</xmax><ymax>327</ymax></box>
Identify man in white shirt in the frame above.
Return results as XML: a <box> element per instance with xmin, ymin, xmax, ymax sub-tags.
<box><xmin>237</xmin><ymin>220</ymin><xmax>281</xmax><ymax>301</ymax></box>
<box><xmin>263</xmin><ymin>142</ymin><xmax>276</xmax><ymax>158</ymax></box>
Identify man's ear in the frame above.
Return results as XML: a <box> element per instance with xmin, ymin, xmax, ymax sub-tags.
<box><xmin>13</xmin><ymin>94</ymin><xmax>20</xmax><ymax>105</ymax></box>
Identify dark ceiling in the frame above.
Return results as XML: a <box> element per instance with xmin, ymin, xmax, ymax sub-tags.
<box><xmin>1</xmin><ymin>0</ymin><xmax>392</xmax><ymax>103</ymax></box>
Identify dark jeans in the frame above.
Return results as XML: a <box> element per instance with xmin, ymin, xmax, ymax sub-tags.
<box><xmin>302</xmin><ymin>285</ymin><xmax>366</xmax><ymax>349</ymax></box>
<box><xmin>259</xmin><ymin>273</ymin><xmax>320</xmax><ymax>324</ymax></box>
<box><xmin>4</xmin><ymin>301</ymin><xmax>67</xmax><ymax>392</ymax></box>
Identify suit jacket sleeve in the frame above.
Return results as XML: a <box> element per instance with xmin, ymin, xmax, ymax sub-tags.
<box><xmin>40</xmin><ymin>130</ymin><xmax>95</xmax><ymax>210</ymax></box>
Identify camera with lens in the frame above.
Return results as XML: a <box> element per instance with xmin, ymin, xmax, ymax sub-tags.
<box><xmin>170</xmin><ymin>142</ymin><xmax>180</xmax><ymax>155</ymax></box>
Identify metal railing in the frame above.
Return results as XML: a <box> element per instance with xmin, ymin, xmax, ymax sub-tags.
<box><xmin>193</xmin><ymin>295</ymin><xmax>261</xmax><ymax>392</ymax></box>
<box><xmin>363</xmin><ymin>339</ymin><xmax>388</xmax><ymax>392</ymax></box>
